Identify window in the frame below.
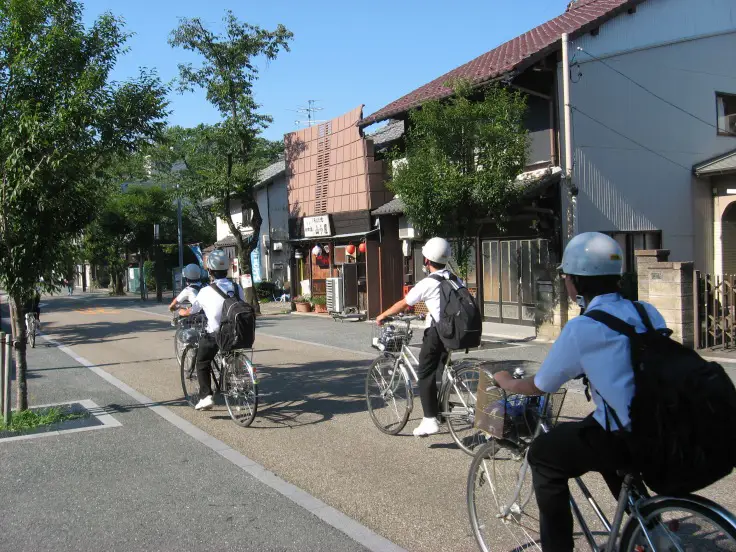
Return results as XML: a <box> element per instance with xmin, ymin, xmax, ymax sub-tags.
<box><xmin>717</xmin><ymin>93</ymin><xmax>736</xmax><ymax>136</ymax></box>
<box><xmin>605</xmin><ymin>231</ymin><xmax>662</xmax><ymax>273</ymax></box>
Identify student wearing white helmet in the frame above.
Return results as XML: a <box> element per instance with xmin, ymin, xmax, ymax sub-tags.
<box><xmin>168</xmin><ymin>263</ymin><xmax>204</xmax><ymax>312</ymax></box>
<box><xmin>178</xmin><ymin>250</ymin><xmax>245</xmax><ymax>411</ymax></box>
<box><xmin>492</xmin><ymin>232</ymin><xmax>668</xmax><ymax>551</ymax></box>
<box><xmin>376</xmin><ymin>236</ymin><xmax>457</xmax><ymax>437</ymax></box>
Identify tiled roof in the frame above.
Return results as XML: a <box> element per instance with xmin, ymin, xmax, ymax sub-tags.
<box><xmin>371</xmin><ymin>196</ymin><xmax>405</xmax><ymax>216</ymax></box>
<box><xmin>366</xmin><ymin>120</ymin><xmax>405</xmax><ymax>149</ymax></box>
<box><xmin>360</xmin><ymin>0</ymin><xmax>641</xmax><ymax>127</ymax></box>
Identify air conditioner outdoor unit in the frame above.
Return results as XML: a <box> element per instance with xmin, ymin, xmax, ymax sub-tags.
<box><xmin>326</xmin><ymin>277</ymin><xmax>344</xmax><ymax>313</ymax></box>
<box><xmin>398</xmin><ymin>216</ymin><xmax>420</xmax><ymax>240</ymax></box>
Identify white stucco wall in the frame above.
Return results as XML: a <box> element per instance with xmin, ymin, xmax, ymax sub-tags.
<box><xmin>558</xmin><ymin>0</ymin><xmax>736</xmax><ymax>271</ymax></box>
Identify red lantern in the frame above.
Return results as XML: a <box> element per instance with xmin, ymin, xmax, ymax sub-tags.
<box><xmin>358</xmin><ymin>242</ymin><xmax>367</xmax><ymax>254</ymax></box>
<box><xmin>346</xmin><ymin>244</ymin><xmax>356</xmax><ymax>255</ymax></box>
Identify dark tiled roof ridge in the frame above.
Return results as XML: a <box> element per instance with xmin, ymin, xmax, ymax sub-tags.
<box><xmin>359</xmin><ymin>0</ymin><xmax>639</xmax><ymax>127</ymax></box>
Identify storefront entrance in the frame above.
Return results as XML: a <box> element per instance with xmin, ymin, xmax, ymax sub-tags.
<box><xmin>481</xmin><ymin>239</ymin><xmax>550</xmax><ymax>326</ymax></box>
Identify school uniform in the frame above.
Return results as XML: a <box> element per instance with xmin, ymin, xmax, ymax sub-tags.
<box><xmin>529</xmin><ymin>293</ymin><xmax>667</xmax><ymax>551</ymax></box>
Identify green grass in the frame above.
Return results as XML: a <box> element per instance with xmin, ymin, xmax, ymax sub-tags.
<box><xmin>0</xmin><ymin>407</ymin><xmax>87</xmax><ymax>432</ymax></box>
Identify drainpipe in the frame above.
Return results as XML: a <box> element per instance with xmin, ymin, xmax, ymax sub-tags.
<box><xmin>562</xmin><ymin>33</ymin><xmax>578</xmax><ymax>238</ymax></box>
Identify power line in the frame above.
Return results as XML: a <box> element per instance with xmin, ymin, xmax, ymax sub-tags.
<box><xmin>571</xmin><ymin>106</ymin><xmax>693</xmax><ymax>172</ymax></box>
<box><xmin>576</xmin><ymin>46</ymin><xmax>734</xmax><ymax>136</ymax></box>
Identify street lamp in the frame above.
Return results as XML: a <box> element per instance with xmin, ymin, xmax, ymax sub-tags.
<box><xmin>154</xmin><ymin>223</ymin><xmax>163</xmax><ymax>303</ymax></box>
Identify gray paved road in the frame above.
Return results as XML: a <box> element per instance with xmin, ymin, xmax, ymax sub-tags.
<box><xmin>0</xmin><ymin>297</ymin><xmax>372</xmax><ymax>552</ymax></box>
<box><xmin>19</xmin><ymin>292</ymin><xmax>736</xmax><ymax>552</ymax></box>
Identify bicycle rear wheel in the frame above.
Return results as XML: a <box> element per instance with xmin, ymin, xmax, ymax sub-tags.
<box><xmin>365</xmin><ymin>355</ymin><xmax>411</xmax><ymax>435</ymax></box>
<box><xmin>180</xmin><ymin>346</ymin><xmax>199</xmax><ymax>407</ymax></box>
<box><xmin>223</xmin><ymin>352</ymin><xmax>258</xmax><ymax>427</ymax></box>
<box><xmin>620</xmin><ymin>496</ymin><xmax>736</xmax><ymax>551</ymax></box>
<box><xmin>444</xmin><ymin>364</ymin><xmax>484</xmax><ymax>455</ymax></box>
<box><xmin>467</xmin><ymin>439</ymin><xmax>540</xmax><ymax>552</ymax></box>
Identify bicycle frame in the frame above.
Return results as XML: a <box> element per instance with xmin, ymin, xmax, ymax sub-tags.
<box><xmin>497</xmin><ymin>419</ymin><xmax>699</xmax><ymax>552</ymax></box>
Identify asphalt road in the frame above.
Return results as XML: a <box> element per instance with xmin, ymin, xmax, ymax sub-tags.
<box><xmin>0</xmin><ymin>296</ymin><xmax>372</xmax><ymax>552</ymax></box>
<box><xmin>14</xmin><ymin>291</ymin><xmax>736</xmax><ymax>551</ymax></box>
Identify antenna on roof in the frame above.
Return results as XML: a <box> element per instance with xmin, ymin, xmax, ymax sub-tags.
<box><xmin>289</xmin><ymin>99</ymin><xmax>326</xmax><ymax>128</ymax></box>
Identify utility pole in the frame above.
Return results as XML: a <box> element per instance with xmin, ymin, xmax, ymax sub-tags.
<box><xmin>562</xmin><ymin>33</ymin><xmax>578</xmax><ymax>239</ymax></box>
<box><xmin>154</xmin><ymin>223</ymin><xmax>163</xmax><ymax>303</ymax></box>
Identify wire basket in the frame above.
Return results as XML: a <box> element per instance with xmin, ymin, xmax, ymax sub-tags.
<box><xmin>371</xmin><ymin>322</ymin><xmax>412</xmax><ymax>353</ymax></box>
<box><xmin>474</xmin><ymin>368</ymin><xmax>567</xmax><ymax>441</ymax></box>
<box><xmin>176</xmin><ymin>312</ymin><xmax>206</xmax><ymax>332</ymax></box>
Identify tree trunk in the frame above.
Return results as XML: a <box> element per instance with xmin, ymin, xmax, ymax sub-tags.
<box><xmin>9</xmin><ymin>296</ymin><xmax>27</xmax><ymax>411</ymax></box>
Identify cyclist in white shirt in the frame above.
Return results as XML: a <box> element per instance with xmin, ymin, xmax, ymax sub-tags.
<box><xmin>178</xmin><ymin>250</ymin><xmax>245</xmax><ymax>411</ymax></box>
<box><xmin>168</xmin><ymin>264</ymin><xmax>203</xmax><ymax>312</ymax></box>
<box><xmin>492</xmin><ymin>232</ymin><xmax>667</xmax><ymax>551</ymax></box>
<box><xmin>376</xmin><ymin>237</ymin><xmax>454</xmax><ymax>437</ymax></box>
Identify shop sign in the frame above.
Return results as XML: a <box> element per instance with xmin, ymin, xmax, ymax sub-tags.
<box><xmin>304</xmin><ymin>215</ymin><xmax>332</xmax><ymax>238</ymax></box>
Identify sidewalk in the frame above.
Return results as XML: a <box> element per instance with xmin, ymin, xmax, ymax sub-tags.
<box><xmin>0</xmin><ymin>314</ymin><xmax>386</xmax><ymax>551</ymax></box>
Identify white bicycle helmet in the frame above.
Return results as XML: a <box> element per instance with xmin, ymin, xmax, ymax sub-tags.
<box><xmin>182</xmin><ymin>264</ymin><xmax>201</xmax><ymax>280</ymax></box>
<box><xmin>421</xmin><ymin>237</ymin><xmax>452</xmax><ymax>265</ymax></box>
<box><xmin>560</xmin><ymin>232</ymin><xmax>624</xmax><ymax>276</ymax></box>
<box><xmin>206</xmin><ymin>249</ymin><xmax>229</xmax><ymax>271</ymax></box>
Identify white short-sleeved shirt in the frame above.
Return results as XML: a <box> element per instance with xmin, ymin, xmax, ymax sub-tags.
<box><xmin>190</xmin><ymin>279</ymin><xmax>245</xmax><ymax>334</ymax></box>
<box><xmin>405</xmin><ymin>269</ymin><xmax>452</xmax><ymax>327</ymax></box>
<box><xmin>534</xmin><ymin>293</ymin><xmax>667</xmax><ymax>431</ymax></box>
<box><xmin>175</xmin><ymin>284</ymin><xmax>201</xmax><ymax>306</ymax></box>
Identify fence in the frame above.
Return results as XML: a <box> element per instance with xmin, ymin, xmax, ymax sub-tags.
<box><xmin>694</xmin><ymin>271</ymin><xmax>736</xmax><ymax>349</ymax></box>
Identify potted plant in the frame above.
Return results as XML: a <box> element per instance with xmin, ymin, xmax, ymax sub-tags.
<box><xmin>311</xmin><ymin>295</ymin><xmax>328</xmax><ymax>314</ymax></box>
<box><xmin>293</xmin><ymin>295</ymin><xmax>312</xmax><ymax>313</ymax></box>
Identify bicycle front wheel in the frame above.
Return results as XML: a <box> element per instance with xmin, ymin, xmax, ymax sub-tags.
<box><xmin>174</xmin><ymin>330</ymin><xmax>184</xmax><ymax>367</ymax></box>
<box><xmin>620</xmin><ymin>496</ymin><xmax>736</xmax><ymax>551</ymax></box>
<box><xmin>180</xmin><ymin>346</ymin><xmax>199</xmax><ymax>407</ymax></box>
<box><xmin>365</xmin><ymin>355</ymin><xmax>411</xmax><ymax>435</ymax></box>
<box><xmin>467</xmin><ymin>439</ymin><xmax>540</xmax><ymax>552</ymax></box>
<box><xmin>444</xmin><ymin>364</ymin><xmax>484</xmax><ymax>455</ymax></box>
<box><xmin>223</xmin><ymin>352</ymin><xmax>258</xmax><ymax>427</ymax></box>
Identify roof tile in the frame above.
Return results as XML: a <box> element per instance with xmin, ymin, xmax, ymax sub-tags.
<box><xmin>360</xmin><ymin>0</ymin><xmax>639</xmax><ymax>126</ymax></box>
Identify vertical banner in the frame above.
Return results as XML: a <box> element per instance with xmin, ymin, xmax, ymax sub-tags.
<box><xmin>251</xmin><ymin>247</ymin><xmax>262</xmax><ymax>284</ymax></box>
<box><xmin>189</xmin><ymin>244</ymin><xmax>204</xmax><ymax>267</ymax></box>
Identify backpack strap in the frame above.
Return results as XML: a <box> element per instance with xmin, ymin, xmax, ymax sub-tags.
<box><xmin>582</xmin><ymin>308</ymin><xmax>636</xmax><ymax>432</ymax></box>
<box><xmin>210</xmin><ymin>283</ymin><xmax>234</xmax><ymax>300</ymax></box>
<box><xmin>633</xmin><ymin>301</ymin><xmax>655</xmax><ymax>331</ymax></box>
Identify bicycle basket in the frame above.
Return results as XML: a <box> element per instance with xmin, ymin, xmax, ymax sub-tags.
<box><xmin>474</xmin><ymin>368</ymin><xmax>567</xmax><ymax>440</ymax></box>
<box><xmin>371</xmin><ymin>323</ymin><xmax>411</xmax><ymax>353</ymax></box>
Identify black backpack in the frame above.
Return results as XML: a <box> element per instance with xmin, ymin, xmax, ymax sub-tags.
<box><xmin>429</xmin><ymin>273</ymin><xmax>482</xmax><ymax>350</ymax></box>
<box><xmin>584</xmin><ymin>301</ymin><xmax>736</xmax><ymax>496</ymax></box>
<box><xmin>211</xmin><ymin>283</ymin><xmax>256</xmax><ymax>352</ymax></box>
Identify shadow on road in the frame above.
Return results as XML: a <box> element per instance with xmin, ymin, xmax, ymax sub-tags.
<box><xmin>41</xmin><ymin>319</ymin><xmax>171</xmax><ymax>347</ymax></box>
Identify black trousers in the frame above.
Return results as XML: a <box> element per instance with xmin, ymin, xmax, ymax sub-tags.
<box><xmin>416</xmin><ymin>325</ymin><xmax>447</xmax><ymax>418</ymax></box>
<box><xmin>528</xmin><ymin>415</ymin><xmax>630</xmax><ymax>552</ymax></box>
<box><xmin>196</xmin><ymin>333</ymin><xmax>219</xmax><ymax>399</ymax></box>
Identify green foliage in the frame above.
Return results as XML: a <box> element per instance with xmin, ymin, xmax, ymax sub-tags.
<box><xmin>388</xmin><ymin>81</ymin><xmax>528</xmax><ymax>275</ymax></box>
<box><xmin>310</xmin><ymin>295</ymin><xmax>327</xmax><ymax>306</ymax></box>
<box><xmin>255</xmin><ymin>280</ymin><xmax>276</xmax><ymax>300</ymax></box>
<box><xmin>0</xmin><ymin>407</ymin><xmax>86</xmax><ymax>432</ymax></box>
<box><xmin>164</xmin><ymin>12</ymin><xmax>292</xmax><ymax>309</ymax></box>
<box><xmin>0</xmin><ymin>0</ymin><xmax>169</xmax><ymax>303</ymax></box>
<box><xmin>143</xmin><ymin>260</ymin><xmax>156</xmax><ymax>291</ymax></box>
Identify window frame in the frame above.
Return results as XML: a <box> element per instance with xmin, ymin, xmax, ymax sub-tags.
<box><xmin>602</xmin><ymin>230</ymin><xmax>663</xmax><ymax>273</ymax></box>
<box><xmin>716</xmin><ymin>92</ymin><xmax>736</xmax><ymax>137</ymax></box>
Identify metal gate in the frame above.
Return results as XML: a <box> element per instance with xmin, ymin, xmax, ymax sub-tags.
<box><xmin>694</xmin><ymin>271</ymin><xmax>736</xmax><ymax>349</ymax></box>
<box><xmin>481</xmin><ymin>239</ymin><xmax>549</xmax><ymax>326</ymax></box>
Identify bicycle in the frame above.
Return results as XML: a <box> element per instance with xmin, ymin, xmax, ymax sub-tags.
<box><xmin>466</xmin><ymin>366</ymin><xmax>736</xmax><ymax>552</ymax></box>
<box><xmin>180</xmin><ymin>330</ymin><xmax>259</xmax><ymax>428</ymax></box>
<box><xmin>171</xmin><ymin>303</ymin><xmax>203</xmax><ymax>368</ymax></box>
<box><xmin>25</xmin><ymin>312</ymin><xmax>38</xmax><ymax>349</ymax></box>
<box><xmin>366</xmin><ymin>314</ymin><xmax>484</xmax><ymax>455</ymax></box>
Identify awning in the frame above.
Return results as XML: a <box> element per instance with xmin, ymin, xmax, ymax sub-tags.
<box><xmin>694</xmin><ymin>148</ymin><xmax>736</xmax><ymax>177</ymax></box>
<box><xmin>288</xmin><ymin>228</ymin><xmax>379</xmax><ymax>243</ymax></box>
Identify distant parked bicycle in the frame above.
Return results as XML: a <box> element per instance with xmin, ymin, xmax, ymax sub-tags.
<box><xmin>466</xmin><ymin>366</ymin><xmax>736</xmax><ymax>552</ymax></box>
<box><xmin>25</xmin><ymin>312</ymin><xmax>39</xmax><ymax>349</ymax></box>
<box><xmin>366</xmin><ymin>314</ymin><xmax>483</xmax><ymax>455</ymax></box>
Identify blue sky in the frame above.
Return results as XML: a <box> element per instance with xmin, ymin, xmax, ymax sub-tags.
<box><xmin>82</xmin><ymin>1</ymin><xmax>570</xmax><ymax>141</ymax></box>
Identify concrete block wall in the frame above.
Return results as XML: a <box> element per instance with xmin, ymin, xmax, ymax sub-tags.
<box><xmin>635</xmin><ymin>250</ymin><xmax>694</xmax><ymax>348</ymax></box>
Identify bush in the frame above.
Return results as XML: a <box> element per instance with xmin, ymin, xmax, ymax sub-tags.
<box><xmin>255</xmin><ymin>280</ymin><xmax>277</xmax><ymax>300</ymax></box>
<box><xmin>311</xmin><ymin>295</ymin><xmax>326</xmax><ymax>306</ymax></box>
<box><xmin>144</xmin><ymin>260</ymin><xmax>156</xmax><ymax>292</ymax></box>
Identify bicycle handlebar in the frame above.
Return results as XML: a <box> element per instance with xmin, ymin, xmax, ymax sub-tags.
<box><xmin>381</xmin><ymin>314</ymin><xmax>425</xmax><ymax>323</ymax></box>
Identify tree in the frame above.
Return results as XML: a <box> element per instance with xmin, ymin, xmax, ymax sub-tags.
<box><xmin>0</xmin><ymin>0</ymin><xmax>168</xmax><ymax>410</ymax></box>
<box><xmin>169</xmin><ymin>11</ymin><xmax>292</xmax><ymax>308</ymax></box>
<box><xmin>388</xmin><ymin>82</ymin><xmax>528</xmax><ymax>278</ymax></box>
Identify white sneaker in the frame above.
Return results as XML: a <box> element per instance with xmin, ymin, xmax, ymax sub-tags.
<box><xmin>413</xmin><ymin>417</ymin><xmax>440</xmax><ymax>437</ymax></box>
<box><xmin>194</xmin><ymin>395</ymin><xmax>214</xmax><ymax>411</ymax></box>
